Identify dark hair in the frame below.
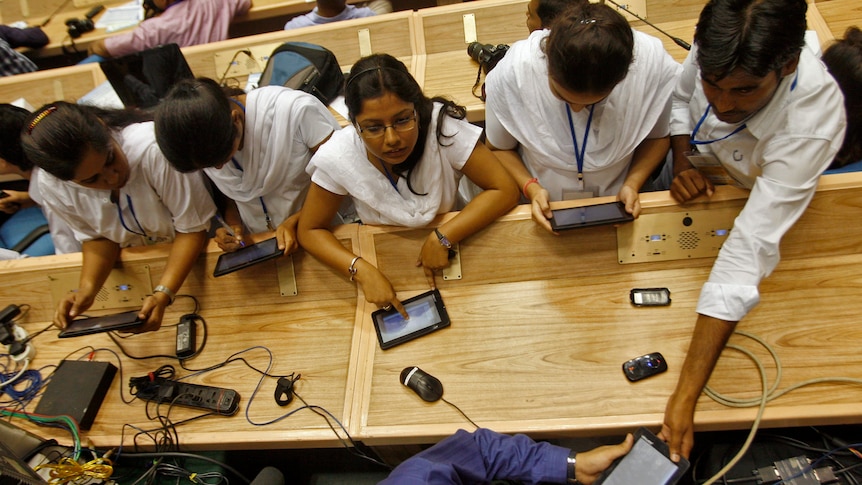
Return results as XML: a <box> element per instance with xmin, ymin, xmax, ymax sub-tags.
<box><xmin>823</xmin><ymin>26</ymin><xmax>862</xmax><ymax>169</ymax></box>
<box><xmin>0</xmin><ymin>104</ymin><xmax>33</xmax><ymax>171</ymax></box>
<box><xmin>155</xmin><ymin>77</ymin><xmax>245</xmax><ymax>173</ymax></box>
<box><xmin>21</xmin><ymin>102</ymin><xmax>150</xmax><ymax>181</ymax></box>
<box><xmin>694</xmin><ymin>0</ymin><xmax>807</xmax><ymax>80</ymax></box>
<box><xmin>544</xmin><ymin>2</ymin><xmax>634</xmax><ymax>94</ymax></box>
<box><xmin>344</xmin><ymin>53</ymin><xmax>466</xmax><ymax>195</ymax></box>
<box><xmin>537</xmin><ymin>0</ymin><xmax>587</xmax><ymax>29</ymax></box>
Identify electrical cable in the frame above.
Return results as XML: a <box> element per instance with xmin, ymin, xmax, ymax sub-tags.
<box><xmin>442</xmin><ymin>398</ymin><xmax>479</xmax><ymax>429</ymax></box>
<box><xmin>0</xmin><ymin>358</ymin><xmax>29</xmax><ymax>388</ymax></box>
<box><xmin>116</xmin><ymin>452</ymin><xmax>251</xmax><ymax>484</ymax></box>
<box><xmin>0</xmin><ymin>408</ymin><xmax>82</xmax><ymax>460</ymax></box>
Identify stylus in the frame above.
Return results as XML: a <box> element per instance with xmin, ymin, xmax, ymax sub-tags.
<box><xmin>215</xmin><ymin>214</ymin><xmax>245</xmax><ymax>247</ymax></box>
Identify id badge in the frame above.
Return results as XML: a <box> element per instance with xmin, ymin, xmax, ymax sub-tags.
<box><xmin>684</xmin><ymin>151</ymin><xmax>743</xmax><ymax>187</ymax></box>
<box><xmin>562</xmin><ymin>177</ymin><xmax>595</xmax><ymax>200</ymax></box>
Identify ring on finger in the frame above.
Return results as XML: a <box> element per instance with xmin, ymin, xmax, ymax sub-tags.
<box><xmin>383</xmin><ymin>304</ymin><xmax>392</xmax><ymax>311</ymax></box>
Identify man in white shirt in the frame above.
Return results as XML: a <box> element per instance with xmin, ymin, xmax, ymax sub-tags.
<box><xmin>659</xmin><ymin>0</ymin><xmax>846</xmax><ymax>463</ymax></box>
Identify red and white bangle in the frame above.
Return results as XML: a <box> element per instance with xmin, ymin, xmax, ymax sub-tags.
<box><xmin>522</xmin><ymin>177</ymin><xmax>539</xmax><ymax>198</ymax></box>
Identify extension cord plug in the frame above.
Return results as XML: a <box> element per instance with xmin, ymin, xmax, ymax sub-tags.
<box><xmin>3</xmin><ymin>325</ymin><xmax>33</xmax><ymax>361</ymax></box>
<box><xmin>132</xmin><ymin>377</ymin><xmax>240</xmax><ymax>415</ymax></box>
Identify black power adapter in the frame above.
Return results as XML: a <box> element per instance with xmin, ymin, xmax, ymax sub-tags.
<box><xmin>176</xmin><ymin>314</ymin><xmax>197</xmax><ymax>359</ymax></box>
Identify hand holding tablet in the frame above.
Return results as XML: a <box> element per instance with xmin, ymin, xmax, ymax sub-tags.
<box><xmin>372</xmin><ymin>289</ymin><xmax>450</xmax><ymax>349</ymax></box>
<box><xmin>213</xmin><ymin>237</ymin><xmax>283</xmax><ymax>277</ymax></box>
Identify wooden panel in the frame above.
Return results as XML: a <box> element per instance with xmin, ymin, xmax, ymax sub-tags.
<box><xmin>416</xmin><ymin>0</ymin><xmax>530</xmax><ymax>55</ymax></box>
<box><xmin>815</xmin><ymin>0</ymin><xmax>862</xmax><ymax>41</ymax></box>
<box><xmin>181</xmin><ymin>11</ymin><xmax>416</xmax><ymax>82</ymax></box>
<box><xmin>0</xmin><ymin>64</ymin><xmax>105</xmax><ymax>107</ymax></box>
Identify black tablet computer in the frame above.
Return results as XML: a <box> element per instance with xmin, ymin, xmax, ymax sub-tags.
<box><xmin>594</xmin><ymin>427</ymin><xmax>689</xmax><ymax>485</ymax></box>
<box><xmin>99</xmin><ymin>43</ymin><xmax>194</xmax><ymax>109</ymax></box>
<box><xmin>59</xmin><ymin>310</ymin><xmax>144</xmax><ymax>338</ymax></box>
<box><xmin>549</xmin><ymin>201</ymin><xmax>634</xmax><ymax>231</ymax></box>
<box><xmin>372</xmin><ymin>289</ymin><xmax>450</xmax><ymax>349</ymax></box>
<box><xmin>213</xmin><ymin>237</ymin><xmax>282</xmax><ymax>277</ymax></box>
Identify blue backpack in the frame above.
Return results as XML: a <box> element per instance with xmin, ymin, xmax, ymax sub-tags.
<box><xmin>259</xmin><ymin>42</ymin><xmax>344</xmax><ymax>105</ymax></box>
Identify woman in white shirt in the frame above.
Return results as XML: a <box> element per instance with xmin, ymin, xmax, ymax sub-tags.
<box><xmin>298</xmin><ymin>54</ymin><xmax>518</xmax><ymax>317</ymax></box>
<box><xmin>155</xmin><ymin>77</ymin><xmax>340</xmax><ymax>254</ymax></box>
<box><xmin>22</xmin><ymin>102</ymin><xmax>215</xmax><ymax>332</ymax></box>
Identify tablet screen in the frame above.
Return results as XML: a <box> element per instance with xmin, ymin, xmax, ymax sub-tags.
<box><xmin>550</xmin><ymin>201</ymin><xmax>633</xmax><ymax>230</ymax></box>
<box><xmin>373</xmin><ymin>289</ymin><xmax>450</xmax><ymax>349</ymax></box>
<box><xmin>213</xmin><ymin>238</ymin><xmax>282</xmax><ymax>277</ymax></box>
<box><xmin>59</xmin><ymin>310</ymin><xmax>144</xmax><ymax>338</ymax></box>
<box><xmin>595</xmin><ymin>428</ymin><xmax>689</xmax><ymax>485</ymax></box>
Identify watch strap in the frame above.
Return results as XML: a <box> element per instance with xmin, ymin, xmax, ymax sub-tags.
<box><xmin>434</xmin><ymin>228</ymin><xmax>452</xmax><ymax>249</ymax></box>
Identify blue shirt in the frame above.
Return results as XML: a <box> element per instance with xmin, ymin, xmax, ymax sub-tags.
<box><xmin>380</xmin><ymin>428</ymin><xmax>570</xmax><ymax>484</ymax></box>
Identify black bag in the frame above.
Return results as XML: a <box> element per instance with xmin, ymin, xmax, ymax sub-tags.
<box><xmin>259</xmin><ymin>41</ymin><xmax>344</xmax><ymax>105</ymax></box>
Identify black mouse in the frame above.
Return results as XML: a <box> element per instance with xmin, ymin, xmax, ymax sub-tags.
<box><xmin>400</xmin><ymin>366</ymin><xmax>444</xmax><ymax>402</ymax></box>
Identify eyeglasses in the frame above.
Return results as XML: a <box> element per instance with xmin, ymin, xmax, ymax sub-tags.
<box><xmin>357</xmin><ymin>111</ymin><xmax>418</xmax><ymax>139</ymax></box>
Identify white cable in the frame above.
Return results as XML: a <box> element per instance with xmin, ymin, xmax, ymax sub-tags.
<box><xmin>0</xmin><ymin>358</ymin><xmax>30</xmax><ymax>389</ymax></box>
<box><xmin>701</xmin><ymin>330</ymin><xmax>862</xmax><ymax>483</ymax></box>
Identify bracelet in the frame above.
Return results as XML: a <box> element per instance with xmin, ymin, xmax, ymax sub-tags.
<box><xmin>434</xmin><ymin>228</ymin><xmax>452</xmax><ymax>249</ymax></box>
<box><xmin>522</xmin><ymin>177</ymin><xmax>539</xmax><ymax>198</ymax></box>
<box><xmin>153</xmin><ymin>285</ymin><xmax>176</xmax><ymax>305</ymax></box>
<box><xmin>348</xmin><ymin>256</ymin><xmax>361</xmax><ymax>282</ymax></box>
<box><xmin>567</xmin><ymin>451</ymin><xmax>579</xmax><ymax>484</ymax></box>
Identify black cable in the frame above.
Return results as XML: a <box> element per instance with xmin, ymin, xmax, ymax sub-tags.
<box><xmin>109</xmin><ymin>312</ymin><xmax>208</xmax><ymax>361</ymax></box>
<box><xmin>442</xmin><ymin>398</ymin><xmax>479</xmax><ymax>429</ymax></box>
<box><xmin>117</xmin><ymin>452</ymin><xmax>251</xmax><ymax>484</ymax></box>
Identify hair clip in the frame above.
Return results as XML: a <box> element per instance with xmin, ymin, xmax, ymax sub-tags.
<box><xmin>580</xmin><ymin>18</ymin><xmax>597</xmax><ymax>24</ymax></box>
<box><xmin>27</xmin><ymin>106</ymin><xmax>57</xmax><ymax>134</ymax></box>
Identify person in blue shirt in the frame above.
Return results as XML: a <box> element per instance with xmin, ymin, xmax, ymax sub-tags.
<box><xmin>381</xmin><ymin>428</ymin><xmax>633</xmax><ymax>484</ymax></box>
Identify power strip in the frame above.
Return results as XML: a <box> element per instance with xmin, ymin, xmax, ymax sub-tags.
<box><xmin>131</xmin><ymin>377</ymin><xmax>240</xmax><ymax>415</ymax></box>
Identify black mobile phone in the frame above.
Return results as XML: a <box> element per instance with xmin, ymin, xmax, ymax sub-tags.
<box><xmin>59</xmin><ymin>310</ymin><xmax>144</xmax><ymax>338</ymax></box>
<box><xmin>595</xmin><ymin>427</ymin><xmax>689</xmax><ymax>485</ymax></box>
<box><xmin>372</xmin><ymin>289</ymin><xmax>450</xmax><ymax>349</ymax></box>
<box><xmin>630</xmin><ymin>288</ymin><xmax>671</xmax><ymax>306</ymax></box>
<box><xmin>623</xmin><ymin>352</ymin><xmax>668</xmax><ymax>381</ymax></box>
<box><xmin>549</xmin><ymin>201</ymin><xmax>634</xmax><ymax>231</ymax></box>
<box><xmin>213</xmin><ymin>237</ymin><xmax>282</xmax><ymax>277</ymax></box>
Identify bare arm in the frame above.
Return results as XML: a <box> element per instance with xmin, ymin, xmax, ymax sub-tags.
<box><xmin>618</xmin><ymin>136</ymin><xmax>670</xmax><ymax>217</ymax></box>
<box><xmin>88</xmin><ymin>39</ymin><xmax>111</xmax><ymax>57</ymax></box>
<box><xmin>487</xmin><ymin>141</ymin><xmax>556</xmax><ymax>233</ymax></box>
<box><xmin>298</xmin><ymin>183</ymin><xmax>408</xmax><ymax>317</ymax></box>
<box><xmin>669</xmin><ymin>134</ymin><xmax>714</xmax><ymax>203</ymax></box>
<box><xmin>137</xmin><ymin>231</ymin><xmax>207</xmax><ymax>331</ymax></box>
<box><xmin>659</xmin><ymin>314</ymin><xmax>736</xmax><ymax>461</ymax></box>
<box><xmin>419</xmin><ymin>141</ymin><xmax>518</xmax><ymax>287</ymax></box>
<box><xmin>56</xmin><ymin>238</ymin><xmax>120</xmax><ymax>328</ymax></box>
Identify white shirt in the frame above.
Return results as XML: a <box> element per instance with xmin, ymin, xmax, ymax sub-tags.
<box><xmin>38</xmin><ymin>122</ymin><xmax>216</xmax><ymax>247</ymax></box>
<box><xmin>204</xmin><ymin>87</ymin><xmax>339</xmax><ymax>234</ymax></box>
<box><xmin>485</xmin><ymin>29</ymin><xmax>681</xmax><ymax>199</ymax></box>
<box><xmin>308</xmin><ymin>103</ymin><xmax>481</xmax><ymax>226</ymax></box>
<box><xmin>29</xmin><ymin>168</ymin><xmax>80</xmax><ymax>254</ymax></box>
<box><xmin>671</xmin><ymin>46</ymin><xmax>846</xmax><ymax>321</ymax></box>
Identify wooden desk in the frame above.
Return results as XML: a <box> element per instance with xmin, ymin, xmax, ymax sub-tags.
<box><xmin>814</xmin><ymin>0</ymin><xmax>862</xmax><ymax>41</ymax></box>
<box><xmin>7</xmin><ymin>226</ymin><xmax>366</xmax><ymax>450</ymax></box>
<box><xmin>351</xmin><ymin>174</ymin><xmax>862</xmax><ymax>445</ymax></box>
<box><xmin>0</xmin><ymin>62</ymin><xmax>104</xmax><ymax>107</ymax></box>
<box><xmin>413</xmin><ymin>0</ymin><xmax>530</xmax><ymax>122</ymax></box>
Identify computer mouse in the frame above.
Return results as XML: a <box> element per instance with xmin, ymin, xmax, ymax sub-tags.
<box><xmin>400</xmin><ymin>366</ymin><xmax>444</xmax><ymax>402</ymax></box>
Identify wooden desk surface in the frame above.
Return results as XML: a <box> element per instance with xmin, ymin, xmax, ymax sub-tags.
<box><xmin>351</xmin><ymin>176</ymin><xmax>862</xmax><ymax>445</ymax></box>
<box><xmin>814</xmin><ymin>0</ymin><xmax>862</xmax><ymax>41</ymax></box>
<box><xmin>8</xmin><ymin>227</ymin><xmax>366</xmax><ymax>450</ymax></box>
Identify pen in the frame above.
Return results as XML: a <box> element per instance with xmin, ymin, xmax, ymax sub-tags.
<box><xmin>215</xmin><ymin>214</ymin><xmax>245</xmax><ymax>247</ymax></box>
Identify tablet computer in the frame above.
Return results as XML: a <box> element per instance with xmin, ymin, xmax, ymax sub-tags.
<box><xmin>549</xmin><ymin>201</ymin><xmax>634</xmax><ymax>231</ymax></box>
<box><xmin>594</xmin><ymin>427</ymin><xmax>689</xmax><ymax>485</ymax></box>
<box><xmin>213</xmin><ymin>237</ymin><xmax>282</xmax><ymax>277</ymax></box>
<box><xmin>372</xmin><ymin>289</ymin><xmax>450</xmax><ymax>350</ymax></box>
<box><xmin>59</xmin><ymin>310</ymin><xmax>144</xmax><ymax>338</ymax></box>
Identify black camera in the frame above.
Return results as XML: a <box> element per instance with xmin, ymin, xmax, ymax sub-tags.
<box><xmin>467</xmin><ymin>42</ymin><xmax>509</xmax><ymax>74</ymax></box>
<box><xmin>66</xmin><ymin>5</ymin><xmax>104</xmax><ymax>39</ymax></box>
<box><xmin>66</xmin><ymin>17</ymin><xmax>94</xmax><ymax>39</ymax></box>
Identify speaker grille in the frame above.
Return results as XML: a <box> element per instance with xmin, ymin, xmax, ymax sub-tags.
<box><xmin>678</xmin><ymin>231</ymin><xmax>700</xmax><ymax>250</ymax></box>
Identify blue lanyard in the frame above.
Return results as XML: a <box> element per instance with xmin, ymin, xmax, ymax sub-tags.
<box><xmin>380</xmin><ymin>159</ymin><xmax>399</xmax><ymax>193</ymax></box>
<box><xmin>691</xmin><ymin>71</ymin><xmax>798</xmax><ymax>146</ymax></box>
<box><xmin>566</xmin><ymin>104</ymin><xmax>594</xmax><ymax>181</ymax></box>
<box><xmin>228</xmin><ymin>97</ymin><xmax>246</xmax><ymax>112</ymax></box>
<box><xmin>116</xmin><ymin>194</ymin><xmax>151</xmax><ymax>241</ymax></box>
<box><xmin>230</xmin><ymin>157</ymin><xmax>275</xmax><ymax>231</ymax></box>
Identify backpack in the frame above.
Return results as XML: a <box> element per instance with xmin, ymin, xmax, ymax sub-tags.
<box><xmin>259</xmin><ymin>42</ymin><xmax>344</xmax><ymax>106</ymax></box>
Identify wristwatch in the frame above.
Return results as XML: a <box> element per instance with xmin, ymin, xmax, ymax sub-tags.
<box><xmin>153</xmin><ymin>285</ymin><xmax>176</xmax><ymax>305</ymax></box>
<box><xmin>434</xmin><ymin>228</ymin><xmax>452</xmax><ymax>249</ymax></box>
<box><xmin>567</xmin><ymin>451</ymin><xmax>579</xmax><ymax>484</ymax></box>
